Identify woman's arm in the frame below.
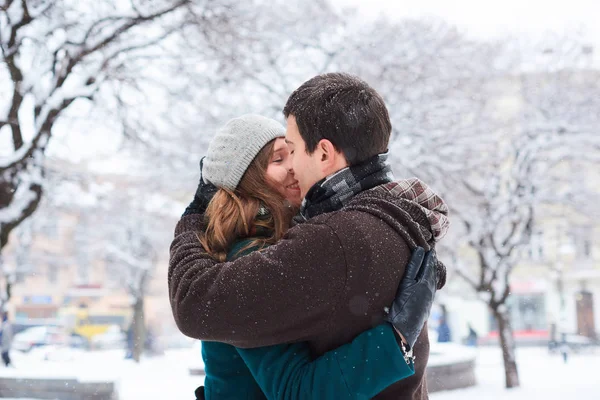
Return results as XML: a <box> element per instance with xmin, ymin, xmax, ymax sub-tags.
<box><xmin>236</xmin><ymin>324</ymin><xmax>413</xmax><ymax>400</ymax></box>
<box><xmin>201</xmin><ymin>341</ymin><xmax>266</xmax><ymax>399</ymax></box>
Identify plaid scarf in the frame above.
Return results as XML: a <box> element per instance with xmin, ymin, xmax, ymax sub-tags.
<box><xmin>381</xmin><ymin>179</ymin><xmax>450</xmax><ymax>242</ymax></box>
<box><xmin>248</xmin><ymin>205</ymin><xmax>274</xmax><ymax>238</ymax></box>
<box><xmin>297</xmin><ymin>153</ymin><xmax>394</xmax><ymax>221</ymax></box>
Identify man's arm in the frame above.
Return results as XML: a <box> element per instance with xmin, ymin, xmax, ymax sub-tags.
<box><xmin>168</xmin><ymin>214</ymin><xmax>347</xmax><ymax>348</ymax></box>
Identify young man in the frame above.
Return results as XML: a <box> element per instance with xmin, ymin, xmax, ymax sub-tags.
<box><xmin>169</xmin><ymin>73</ymin><xmax>448</xmax><ymax>399</ymax></box>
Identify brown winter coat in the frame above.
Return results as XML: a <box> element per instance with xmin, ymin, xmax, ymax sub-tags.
<box><xmin>169</xmin><ymin>182</ymin><xmax>445</xmax><ymax>400</ymax></box>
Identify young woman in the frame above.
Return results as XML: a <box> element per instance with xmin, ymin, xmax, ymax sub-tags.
<box><xmin>194</xmin><ymin>114</ymin><xmax>431</xmax><ymax>400</ymax></box>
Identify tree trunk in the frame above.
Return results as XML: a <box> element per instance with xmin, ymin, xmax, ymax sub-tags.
<box><xmin>0</xmin><ymin>156</ymin><xmax>44</xmax><ymax>252</ymax></box>
<box><xmin>0</xmin><ymin>255</ymin><xmax>10</xmax><ymax>310</ymax></box>
<box><xmin>3</xmin><ymin>280</ymin><xmax>11</xmax><ymax>310</ymax></box>
<box><xmin>493</xmin><ymin>307</ymin><xmax>520</xmax><ymax>388</ymax></box>
<box><xmin>132</xmin><ymin>296</ymin><xmax>145</xmax><ymax>363</ymax></box>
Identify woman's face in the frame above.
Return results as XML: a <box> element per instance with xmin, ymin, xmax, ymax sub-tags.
<box><xmin>266</xmin><ymin>138</ymin><xmax>302</xmax><ymax>207</ymax></box>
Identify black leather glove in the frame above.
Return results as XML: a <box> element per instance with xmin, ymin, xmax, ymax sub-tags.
<box><xmin>183</xmin><ymin>157</ymin><xmax>218</xmax><ymax>216</ymax></box>
<box><xmin>194</xmin><ymin>385</ymin><xmax>205</xmax><ymax>400</ymax></box>
<box><xmin>385</xmin><ymin>247</ymin><xmax>438</xmax><ymax>350</ymax></box>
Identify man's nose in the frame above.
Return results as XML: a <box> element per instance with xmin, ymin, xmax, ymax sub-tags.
<box><xmin>284</xmin><ymin>158</ymin><xmax>294</xmax><ymax>174</ymax></box>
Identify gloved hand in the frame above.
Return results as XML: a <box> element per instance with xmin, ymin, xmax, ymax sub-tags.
<box><xmin>182</xmin><ymin>157</ymin><xmax>218</xmax><ymax>216</ymax></box>
<box><xmin>194</xmin><ymin>385</ymin><xmax>205</xmax><ymax>400</ymax></box>
<box><xmin>385</xmin><ymin>247</ymin><xmax>438</xmax><ymax>350</ymax></box>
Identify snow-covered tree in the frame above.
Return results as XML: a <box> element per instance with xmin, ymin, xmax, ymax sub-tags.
<box><xmin>438</xmin><ymin>39</ymin><xmax>600</xmax><ymax>388</ymax></box>
<box><xmin>0</xmin><ymin>217</ymin><xmax>32</xmax><ymax>309</ymax></box>
<box><xmin>51</xmin><ymin>164</ymin><xmax>174</xmax><ymax>360</ymax></box>
<box><xmin>335</xmin><ymin>23</ymin><xmax>600</xmax><ymax>388</ymax></box>
<box><xmin>105</xmin><ymin>219</ymin><xmax>157</xmax><ymax>363</ymax></box>
<box><xmin>190</xmin><ymin>0</ymin><xmax>345</xmax><ymax>121</ymax></box>
<box><xmin>0</xmin><ymin>0</ymin><xmax>252</xmax><ymax>251</ymax></box>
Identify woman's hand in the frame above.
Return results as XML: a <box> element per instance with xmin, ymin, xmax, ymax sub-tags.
<box><xmin>183</xmin><ymin>157</ymin><xmax>219</xmax><ymax>216</ymax></box>
<box><xmin>385</xmin><ymin>247</ymin><xmax>438</xmax><ymax>351</ymax></box>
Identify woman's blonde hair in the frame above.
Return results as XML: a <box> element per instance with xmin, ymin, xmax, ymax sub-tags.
<box><xmin>199</xmin><ymin>140</ymin><xmax>296</xmax><ymax>261</ymax></box>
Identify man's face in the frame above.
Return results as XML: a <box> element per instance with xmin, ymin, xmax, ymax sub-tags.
<box><xmin>285</xmin><ymin>116</ymin><xmax>325</xmax><ymax>200</ymax></box>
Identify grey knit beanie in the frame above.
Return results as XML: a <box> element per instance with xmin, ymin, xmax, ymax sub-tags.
<box><xmin>203</xmin><ymin>114</ymin><xmax>286</xmax><ymax>190</ymax></box>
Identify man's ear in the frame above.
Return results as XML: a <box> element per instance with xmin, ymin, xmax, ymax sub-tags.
<box><xmin>317</xmin><ymin>139</ymin><xmax>347</xmax><ymax>174</ymax></box>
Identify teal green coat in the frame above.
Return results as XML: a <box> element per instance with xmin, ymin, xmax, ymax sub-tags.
<box><xmin>201</xmin><ymin>240</ymin><xmax>414</xmax><ymax>399</ymax></box>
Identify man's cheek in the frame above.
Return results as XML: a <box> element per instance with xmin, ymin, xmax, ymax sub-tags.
<box><xmin>292</xmin><ymin>159</ymin><xmax>301</xmax><ymax>175</ymax></box>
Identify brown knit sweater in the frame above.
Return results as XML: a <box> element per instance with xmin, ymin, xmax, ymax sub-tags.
<box><xmin>169</xmin><ymin>183</ymin><xmax>447</xmax><ymax>400</ymax></box>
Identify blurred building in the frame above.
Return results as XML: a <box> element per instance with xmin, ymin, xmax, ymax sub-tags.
<box><xmin>1</xmin><ymin>158</ymin><xmax>180</xmax><ymax>338</ymax></box>
<box><xmin>435</xmin><ymin>69</ymin><xmax>600</xmax><ymax>345</ymax></box>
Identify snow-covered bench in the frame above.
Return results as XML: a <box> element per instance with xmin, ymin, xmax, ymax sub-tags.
<box><xmin>0</xmin><ymin>377</ymin><xmax>118</xmax><ymax>400</ymax></box>
<box><xmin>426</xmin><ymin>342</ymin><xmax>477</xmax><ymax>392</ymax></box>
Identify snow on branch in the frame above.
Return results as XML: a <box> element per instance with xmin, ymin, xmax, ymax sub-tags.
<box><xmin>1</xmin><ymin>0</ymin><xmax>206</xmax><ymax>252</ymax></box>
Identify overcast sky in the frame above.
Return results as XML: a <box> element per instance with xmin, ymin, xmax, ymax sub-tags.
<box><xmin>332</xmin><ymin>0</ymin><xmax>599</xmax><ymax>42</ymax></box>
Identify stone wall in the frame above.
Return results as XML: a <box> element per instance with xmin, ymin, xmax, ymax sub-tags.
<box><xmin>426</xmin><ymin>358</ymin><xmax>477</xmax><ymax>392</ymax></box>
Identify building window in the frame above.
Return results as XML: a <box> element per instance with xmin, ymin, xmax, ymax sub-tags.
<box><xmin>77</xmin><ymin>261</ymin><xmax>90</xmax><ymax>285</ymax></box>
<box><xmin>583</xmin><ymin>239</ymin><xmax>591</xmax><ymax>258</ymax></box>
<box><xmin>75</xmin><ymin>247</ymin><xmax>90</xmax><ymax>284</ymax></box>
<box><xmin>15</xmin><ymin>270</ymin><xmax>27</xmax><ymax>284</ymax></box>
<box><xmin>48</xmin><ymin>262</ymin><xmax>58</xmax><ymax>284</ymax></box>
<box><xmin>513</xmin><ymin>294</ymin><xmax>546</xmax><ymax>331</ymax></box>
<box><xmin>78</xmin><ymin>267</ymin><xmax>89</xmax><ymax>284</ymax></box>
<box><xmin>571</xmin><ymin>225</ymin><xmax>592</xmax><ymax>260</ymax></box>
<box><xmin>528</xmin><ymin>231</ymin><xmax>544</xmax><ymax>261</ymax></box>
<box><xmin>490</xmin><ymin>294</ymin><xmax>547</xmax><ymax>332</ymax></box>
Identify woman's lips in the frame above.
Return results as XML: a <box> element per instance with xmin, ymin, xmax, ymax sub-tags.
<box><xmin>286</xmin><ymin>181</ymin><xmax>300</xmax><ymax>190</ymax></box>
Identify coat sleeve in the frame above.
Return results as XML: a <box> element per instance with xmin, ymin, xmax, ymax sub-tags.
<box><xmin>236</xmin><ymin>324</ymin><xmax>414</xmax><ymax>400</ymax></box>
<box><xmin>168</xmin><ymin>214</ymin><xmax>347</xmax><ymax>348</ymax></box>
<box><xmin>201</xmin><ymin>341</ymin><xmax>265</xmax><ymax>398</ymax></box>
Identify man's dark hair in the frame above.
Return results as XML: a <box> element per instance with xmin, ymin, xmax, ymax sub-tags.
<box><xmin>283</xmin><ymin>72</ymin><xmax>392</xmax><ymax>165</ymax></box>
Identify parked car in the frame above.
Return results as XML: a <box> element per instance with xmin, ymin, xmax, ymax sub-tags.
<box><xmin>12</xmin><ymin>326</ymin><xmax>68</xmax><ymax>353</ymax></box>
<box><xmin>90</xmin><ymin>325</ymin><xmax>126</xmax><ymax>350</ymax></box>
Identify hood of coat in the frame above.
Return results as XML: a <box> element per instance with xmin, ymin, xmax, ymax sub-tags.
<box><xmin>345</xmin><ymin>178</ymin><xmax>449</xmax><ymax>288</ymax></box>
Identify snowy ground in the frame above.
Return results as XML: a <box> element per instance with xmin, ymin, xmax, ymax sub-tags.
<box><xmin>4</xmin><ymin>346</ymin><xmax>201</xmax><ymax>399</ymax></box>
<box><xmin>430</xmin><ymin>346</ymin><xmax>600</xmax><ymax>400</ymax></box>
<box><xmin>2</xmin><ymin>344</ymin><xmax>599</xmax><ymax>399</ymax></box>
